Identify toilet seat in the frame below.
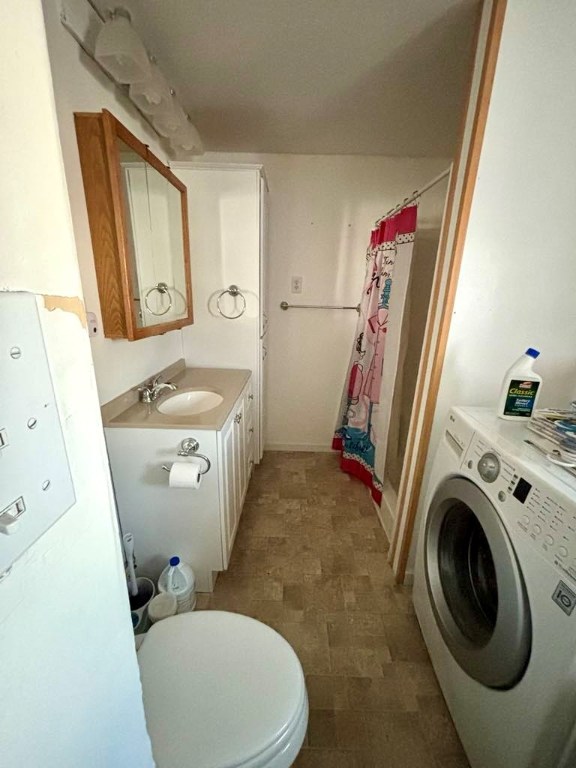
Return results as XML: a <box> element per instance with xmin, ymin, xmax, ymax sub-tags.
<box><xmin>138</xmin><ymin>611</ymin><xmax>308</xmax><ymax>768</ymax></box>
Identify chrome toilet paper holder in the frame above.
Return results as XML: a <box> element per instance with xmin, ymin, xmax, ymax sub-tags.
<box><xmin>162</xmin><ymin>438</ymin><xmax>211</xmax><ymax>476</ymax></box>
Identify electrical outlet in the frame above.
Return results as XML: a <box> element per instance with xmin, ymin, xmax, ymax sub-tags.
<box><xmin>291</xmin><ymin>276</ymin><xmax>303</xmax><ymax>294</ymax></box>
<box><xmin>87</xmin><ymin>312</ymin><xmax>98</xmax><ymax>337</ymax></box>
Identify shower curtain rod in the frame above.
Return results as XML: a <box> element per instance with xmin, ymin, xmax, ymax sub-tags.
<box><xmin>377</xmin><ymin>167</ymin><xmax>451</xmax><ymax>224</ymax></box>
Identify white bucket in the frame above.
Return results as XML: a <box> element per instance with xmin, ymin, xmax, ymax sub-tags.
<box><xmin>129</xmin><ymin>576</ymin><xmax>156</xmax><ymax>634</ymax></box>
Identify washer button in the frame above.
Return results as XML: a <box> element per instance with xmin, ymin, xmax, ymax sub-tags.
<box><xmin>558</xmin><ymin>546</ymin><xmax>569</xmax><ymax>558</ymax></box>
<box><xmin>521</xmin><ymin>515</ymin><xmax>530</xmax><ymax>525</ymax></box>
<box><xmin>545</xmin><ymin>535</ymin><xmax>554</xmax><ymax>546</ymax></box>
<box><xmin>498</xmin><ymin>491</ymin><xmax>506</xmax><ymax>502</ymax></box>
<box><xmin>532</xmin><ymin>524</ymin><xmax>542</xmax><ymax>536</ymax></box>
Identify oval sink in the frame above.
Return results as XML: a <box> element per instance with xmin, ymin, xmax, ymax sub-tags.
<box><xmin>157</xmin><ymin>390</ymin><xmax>224</xmax><ymax>416</ymax></box>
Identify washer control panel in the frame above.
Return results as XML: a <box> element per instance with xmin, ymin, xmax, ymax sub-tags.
<box><xmin>463</xmin><ymin>435</ymin><xmax>576</xmax><ymax>585</ymax></box>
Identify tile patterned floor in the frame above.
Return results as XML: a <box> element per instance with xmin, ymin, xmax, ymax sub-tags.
<box><xmin>196</xmin><ymin>452</ymin><xmax>470</xmax><ymax>768</ymax></box>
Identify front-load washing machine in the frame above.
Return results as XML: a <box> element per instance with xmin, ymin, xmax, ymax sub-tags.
<box><xmin>413</xmin><ymin>406</ymin><xmax>576</xmax><ymax>768</ymax></box>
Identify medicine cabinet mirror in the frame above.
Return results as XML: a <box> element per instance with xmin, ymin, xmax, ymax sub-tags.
<box><xmin>74</xmin><ymin>109</ymin><xmax>193</xmax><ymax>340</ymax></box>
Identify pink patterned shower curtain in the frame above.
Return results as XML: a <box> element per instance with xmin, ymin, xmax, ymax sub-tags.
<box><xmin>333</xmin><ymin>205</ymin><xmax>418</xmax><ymax>503</ymax></box>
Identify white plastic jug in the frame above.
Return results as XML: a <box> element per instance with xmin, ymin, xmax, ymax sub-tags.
<box><xmin>158</xmin><ymin>556</ymin><xmax>196</xmax><ymax>612</ymax></box>
<box><xmin>497</xmin><ymin>347</ymin><xmax>542</xmax><ymax>420</ymax></box>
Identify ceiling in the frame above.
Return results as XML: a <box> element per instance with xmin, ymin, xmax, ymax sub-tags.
<box><xmin>95</xmin><ymin>0</ymin><xmax>479</xmax><ymax>157</ymax></box>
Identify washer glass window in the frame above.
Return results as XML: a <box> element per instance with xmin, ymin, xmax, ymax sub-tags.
<box><xmin>425</xmin><ymin>477</ymin><xmax>531</xmax><ymax>689</ymax></box>
<box><xmin>438</xmin><ymin>502</ymin><xmax>498</xmax><ymax>646</ymax></box>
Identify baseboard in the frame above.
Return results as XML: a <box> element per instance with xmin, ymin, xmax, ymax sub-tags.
<box><xmin>265</xmin><ymin>443</ymin><xmax>335</xmax><ymax>453</ymax></box>
<box><xmin>376</xmin><ymin>493</ymin><xmax>396</xmax><ymax>541</ymax></box>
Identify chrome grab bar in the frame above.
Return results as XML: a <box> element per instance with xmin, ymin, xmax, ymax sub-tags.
<box><xmin>280</xmin><ymin>301</ymin><xmax>360</xmax><ymax>313</ymax></box>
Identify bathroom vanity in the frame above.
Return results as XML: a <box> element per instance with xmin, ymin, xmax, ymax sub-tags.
<box><xmin>103</xmin><ymin>362</ymin><xmax>254</xmax><ymax>591</ymax></box>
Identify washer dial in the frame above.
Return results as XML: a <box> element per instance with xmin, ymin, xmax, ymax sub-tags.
<box><xmin>478</xmin><ymin>452</ymin><xmax>501</xmax><ymax>483</ymax></box>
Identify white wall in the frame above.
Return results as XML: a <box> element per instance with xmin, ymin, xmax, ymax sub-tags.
<box><xmin>203</xmin><ymin>152</ymin><xmax>449</xmax><ymax>450</ymax></box>
<box><xmin>0</xmin><ymin>2</ymin><xmax>153</xmax><ymax>765</ymax></box>
<box><xmin>42</xmin><ymin>0</ymin><xmax>452</xmax><ymax>428</ymax></box>
<box><xmin>42</xmin><ymin>0</ymin><xmax>183</xmax><ymax>404</ymax></box>
<box><xmin>439</xmin><ymin>0</ymin><xmax>576</xmax><ymax>411</ymax></box>
<box><xmin>412</xmin><ymin>0</ymin><xmax>576</xmax><ymax>564</ymax></box>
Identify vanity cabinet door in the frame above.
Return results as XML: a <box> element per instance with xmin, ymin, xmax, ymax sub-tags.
<box><xmin>220</xmin><ymin>414</ymin><xmax>237</xmax><ymax>568</ymax></box>
<box><xmin>234</xmin><ymin>397</ymin><xmax>247</xmax><ymax>514</ymax></box>
<box><xmin>245</xmin><ymin>386</ymin><xmax>255</xmax><ymax>484</ymax></box>
<box><xmin>218</xmin><ymin>380</ymin><xmax>255</xmax><ymax>568</ymax></box>
<box><xmin>235</xmin><ymin>383</ymin><xmax>257</xmax><ymax>509</ymax></box>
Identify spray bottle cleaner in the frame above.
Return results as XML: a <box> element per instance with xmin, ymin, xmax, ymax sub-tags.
<box><xmin>497</xmin><ymin>348</ymin><xmax>542</xmax><ymax>420</ymax></box>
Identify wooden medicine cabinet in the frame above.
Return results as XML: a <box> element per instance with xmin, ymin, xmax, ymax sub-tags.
<box><xmin>74</xmin><ymin>110</ymin><xmax>193</xmax><ymax>340</ymax></box>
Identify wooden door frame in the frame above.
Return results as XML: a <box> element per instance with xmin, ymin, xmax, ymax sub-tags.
<box><xmin>389</xmin><ymin>0</ymin><xmax>508</xmax><ymax>583</ymax></box>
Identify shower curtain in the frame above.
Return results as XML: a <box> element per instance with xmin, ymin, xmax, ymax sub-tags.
<box><xmin>333</xmin><ymin>205</ymin><xmax>418</xmax><ymax>504</ymax></box>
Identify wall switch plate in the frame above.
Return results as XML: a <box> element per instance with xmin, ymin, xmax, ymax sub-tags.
<box><xmin>87</xmin><ymin>311</ymin><xmax>98</xmax><ymax>337</ymax></box>
<box><xmin>291</xmin><ymin>276</ymin><xmax>303</xmax><ymax>294</ymax></box>
<box><xmin>0</xmin><ymin>293</ymin><xmax>75</xmax><ymax>571</ymax></box>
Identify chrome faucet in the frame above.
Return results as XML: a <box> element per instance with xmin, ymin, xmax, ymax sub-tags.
<box><xmin>138</xmin><ymin>376</ymin><xmax>178</xmax><ymax>403</ymax></box>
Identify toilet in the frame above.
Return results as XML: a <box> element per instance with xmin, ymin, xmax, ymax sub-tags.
<box><xmin>137</xmin><ymin>611</ymin><xmax>309</xmax><ymax>768</ymax></box>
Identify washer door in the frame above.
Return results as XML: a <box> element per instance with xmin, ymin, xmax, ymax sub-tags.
<box><xmin>425</xmin><ymin>476</ymin><xmax>531</xmax><ymax>689</ymax></box>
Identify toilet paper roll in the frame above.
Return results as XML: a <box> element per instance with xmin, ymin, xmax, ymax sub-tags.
<box><xmin>168</xmin><ymin>459</ymin><xmax>203</xmax><ymax>489</ymax></box>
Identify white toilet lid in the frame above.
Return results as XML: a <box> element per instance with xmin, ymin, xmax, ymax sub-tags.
<box><xmin>138</xmin><ymin>611</ymin><xmax>306</xmax><ymax>768</ymax></box>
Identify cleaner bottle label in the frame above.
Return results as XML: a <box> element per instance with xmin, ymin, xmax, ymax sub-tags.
<box><xmin>504</xmin><ymin>379</ymin><xmax>540</xmax><ymax>418</ymax></box>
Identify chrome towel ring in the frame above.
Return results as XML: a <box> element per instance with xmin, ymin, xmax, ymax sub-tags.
<box><xmin>144</xmin><ymin>282</ymin><xmax>173</xmax><ymax>316</ymax></box>
<box><xmin>217</xmin><ymin>284</ymin><xmax>246</xmax><ymax>319</ymax></box>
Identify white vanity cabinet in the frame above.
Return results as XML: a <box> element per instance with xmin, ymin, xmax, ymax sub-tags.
<box><xmin>173</xmin><ymin>163</ymin><xmax>268</xmax><ymax>462</ymax></box>
<box><xmin>105</xmin><ymin>379</ymin><xmax>254</xmax><ymax>592</ymax></box>
<box><xmin>218</xmin><ymin>380</ymin><xmax>254</xmax><ymax>567</ymax></box>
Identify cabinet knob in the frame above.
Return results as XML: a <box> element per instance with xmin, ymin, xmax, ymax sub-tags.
<box><xmin>234</xmin><ymin>412</ymin><xmax>243</xmax><ymax>424</ymax></box>
<box><xmin>248</xmin><ymin>394</ymin><xmax>254</xmax><ymax>401</ymax></box>
<box><xmin>249</xmin><ymin>427</ymin><xmax>254</xmax><ymax>433</ymax></box>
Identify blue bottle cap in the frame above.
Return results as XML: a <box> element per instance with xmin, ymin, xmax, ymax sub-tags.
<box><xmin>169</xmin><ymin>556</ymin><xmax>180</xmax><ymax>567</ymax></box>
<box><xmin>525</xmin><ymin>348</ymin><xmax>540</xmax><ymax>359</ymax></box>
